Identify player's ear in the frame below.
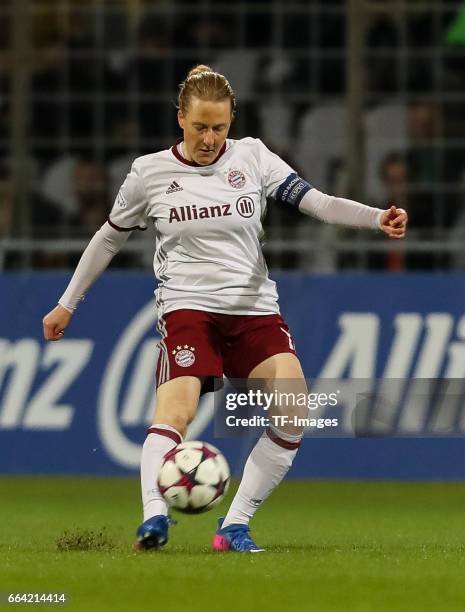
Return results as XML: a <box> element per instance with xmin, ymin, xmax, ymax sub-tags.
<box><xmin>177</xmin><ymin>110</ymin><xmax>185</xmax><ymax>130</ymax></box>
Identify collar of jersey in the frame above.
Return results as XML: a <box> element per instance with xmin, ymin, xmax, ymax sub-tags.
<box><xmin>171</xmin><ymin>138</ymin><xmax>228</xmax><ymax>167</ymax></box>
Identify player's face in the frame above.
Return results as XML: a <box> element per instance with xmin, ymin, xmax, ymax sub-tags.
<box><xmin>178</xmin><ymin>97</ymin><xmax>232</xmax><ymax>165</ymax></box>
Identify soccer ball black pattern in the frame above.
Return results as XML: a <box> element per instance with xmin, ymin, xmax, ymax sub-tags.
<box><xmin>158</xmin><ymin>441</ymin><xmax>230</xmax><ymax>514</ymax></box>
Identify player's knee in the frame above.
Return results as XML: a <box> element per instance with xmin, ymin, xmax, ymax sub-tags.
<box><xmin>269</xmin><ymin>402</ymin><xmax>307</xmax><ymax>438</ymax></box>
<box><xmin>161</xmin><ymin>414</ymin><xmax>190</xmax><ymax>436</ymax></box>
<box><xmin>173</xmin><ymin>410</ymin><xmax>195</xmax><ymax>434</ymax></box>
<box><xmin>154</xmin><ymin>402</ymin><xmax>195</xmax><ymax>436</ymax></box>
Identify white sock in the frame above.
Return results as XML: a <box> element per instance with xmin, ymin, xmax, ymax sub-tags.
<box><xmin>140</xmin><ymin>424</ymin><xmax>182</xmax><ymax>521</ymax></box>
<box><xmin>222</xmin><ymin>427</ymin><xmax>301</xmax><ymax>528</ymax></box>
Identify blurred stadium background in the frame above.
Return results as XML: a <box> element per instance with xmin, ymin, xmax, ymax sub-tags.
<box><xmin>1</xmin><ymin>0</ymin><xmax>464</xmax><ymax>271</ymax></box>
<box><xmin>1</xmin><ymin>2</ymin><xmax>465</xmax><ymax>478</ymax></box>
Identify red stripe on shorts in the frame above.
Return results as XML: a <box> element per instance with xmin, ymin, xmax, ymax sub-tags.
<box><xmin>266</xmin><ymin>427</ymin><xmax>301</xmax><ymax>450</ymax></box>
<box><xmin>147</xmin><ymin>426</ymin><xmax>182</xmax><ymax>445</ymax></box>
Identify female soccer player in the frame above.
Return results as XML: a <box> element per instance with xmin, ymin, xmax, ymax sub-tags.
<box><xmin>43</xmin><ymin>65</ymin><xmax>408</xmax><ymax>553</ymax></box>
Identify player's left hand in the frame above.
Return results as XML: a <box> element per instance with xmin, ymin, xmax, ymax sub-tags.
<box><xmin>380</xmin><ymin>205</ymin><xmax>408</xmax><ymax>239</ymax></box>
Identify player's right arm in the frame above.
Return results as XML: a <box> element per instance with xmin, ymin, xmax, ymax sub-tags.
<box><xmin>43</xmin><ymin>162</ymin><xmax>148</xmax><ymax>341</ymax></box>
<box><xmin>42</xmin><ymin>223</ymin><xmax>131</xmax><ymax>340</ymax></box>
<box><xmin>43</xmin><ymin>304</ymin><xmax>73</xmax><ymax>341</ymax></box>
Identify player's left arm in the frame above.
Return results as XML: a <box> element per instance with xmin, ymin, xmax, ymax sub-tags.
<box><xmin>273</xmin><ymin>173</ymin><xmax>408</xmax><ymax>238</ymax></box>
<box><xmin>299</xmin><ymin>188</ymin><xmax>408</xmax><ymax>239</ymax></box>
<box><xmin>377</xmin><ymin>205</ymin><xmax>408</xmax><ymax>239</ymax></box>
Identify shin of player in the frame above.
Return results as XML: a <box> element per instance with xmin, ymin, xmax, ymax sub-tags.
<box><xmin>221</xmin><ymin>426</ymin><xmax>302</xmax><ymax>528</ymax></box>
<box><xmin>221</xmin><ymin>354</ymin><xmax>306</xmax><ymax>529</ymax></box>
<box><xmin>140</xmin><ymin>424</ymin><xmax>183</xmax><ymax>520</ymax></box>
<box><xmin>140</xmin><ymin>376</ymin><xmax>200</xmax><ymax>521</ymax></box>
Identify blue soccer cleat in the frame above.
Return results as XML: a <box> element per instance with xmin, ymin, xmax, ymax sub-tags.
<box><xmin>212</xmin><ymin>517</ymin><xmax>265</xmax><ymax>553</ymax></box>
<box><xmin>134</xmin><ymin>515</ymin><xmax>175</xmax><ymax>551</ymax></box>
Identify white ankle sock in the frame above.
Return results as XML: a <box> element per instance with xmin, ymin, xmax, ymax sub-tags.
<box><xmin>140</xmin><ymin>424</ymin><xmax>182</xmax><ymax>521</ymax></box>
<box><xmin>222</xmin><ymin>427</ymin><xmax>301</xmax><ymax>528</ymax></box>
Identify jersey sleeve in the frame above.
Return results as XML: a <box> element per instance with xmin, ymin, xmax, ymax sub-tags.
<box><xmin>256</xmin><ymin>139</ymin><xmax>296</xmax><ymax>198</ymax></box>
<box><xmin>108</xmin><ymin>163</ymin><xmax>148</xmax><ymax>231</ymax></box>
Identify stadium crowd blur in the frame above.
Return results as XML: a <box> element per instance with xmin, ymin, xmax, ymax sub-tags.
<box><xmin>1</xmin><ymin>1</ymin><xmax>464</xmax><ymax>271</ymax></box>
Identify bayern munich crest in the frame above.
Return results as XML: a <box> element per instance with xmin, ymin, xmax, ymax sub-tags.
<box><xmin>173</xmin><ymin>345</ymin><xmax>196</xmax><ymax>367</ymax></box>
<box><xmin>228</xmin><ymin>169</ymin><xmax>246</xmax><ymax>189</ymax></box>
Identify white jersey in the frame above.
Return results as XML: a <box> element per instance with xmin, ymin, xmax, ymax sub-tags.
<box><xmin>109</xmin><ymin>138</ymin><xmax>295</xmax><ymax>317</ymax></box>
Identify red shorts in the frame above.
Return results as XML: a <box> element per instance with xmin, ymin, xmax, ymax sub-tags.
<box><xmin>156</xmin><ymin>309</ymin><xmax>297</xmax><ymax>391</ymax></box>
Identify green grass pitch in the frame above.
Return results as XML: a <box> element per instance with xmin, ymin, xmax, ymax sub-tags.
<box><xmin>1</xmin><ymin>477</ymin><xmax>465</xmax><ymax>612</ymax></box>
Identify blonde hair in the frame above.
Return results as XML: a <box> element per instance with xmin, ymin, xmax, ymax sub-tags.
<box><xmin>178</xmin><ymin>64</ymin><xmax>236</xmax><ymax>118</ymax></box>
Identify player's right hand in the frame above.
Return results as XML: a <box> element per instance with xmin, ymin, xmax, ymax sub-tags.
<box><xmin>43</xmin><ymin>304</ymin><xmax>73</xmax><ymax>341</ymax></box>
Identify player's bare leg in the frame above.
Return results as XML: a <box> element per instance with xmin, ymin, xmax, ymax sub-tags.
<box><xmin>136</xmin><ymin>376</ymin><xmax>202</xmax><ymax>550</ymax></box>
<box><xmin>213</xmin><ymin>353</ymin><xmax>306</xmax><ymax>552</ymax></box>
<box><xmin>153</xmin><ymin>375</ymin><xmax>202</xmax><ymax>435</ymax></box>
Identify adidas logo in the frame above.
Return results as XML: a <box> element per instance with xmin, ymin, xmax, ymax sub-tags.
<box><xmin>166</xmin><ymin>181</ymin><xmax>183</xmax><ymax>194</ymax></box>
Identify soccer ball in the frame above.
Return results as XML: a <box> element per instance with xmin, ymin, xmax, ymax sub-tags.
<box><xmin>158</xmin><ymin>441</ymin><xmax>230</xmax><ymax>514</ymax></box>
